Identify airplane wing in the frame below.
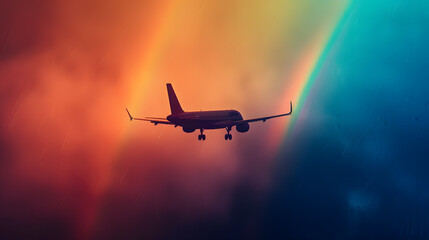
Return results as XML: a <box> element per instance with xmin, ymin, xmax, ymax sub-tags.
<box><xmin>126</xmin><ymin>108</ymin><xmax>174</xmax><ymax>125</ymax></box>
<box><xmin>229</xmin><ymin>101</ymin><xmax>292</xmax><ymax>125</ymax></box>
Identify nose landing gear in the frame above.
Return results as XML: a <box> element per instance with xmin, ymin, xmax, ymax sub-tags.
<box><xmin>224</xmin><ymin>127</ymin><xmax>232</xmax><ymax>140</ymax></box>
<box><xmin>198</xmin><ymin>129</ymin><xmax>206</xmax><ymax>141</ymax></box>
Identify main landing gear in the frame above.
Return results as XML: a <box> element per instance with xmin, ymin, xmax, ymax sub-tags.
<box><xmin>197</xmin><ymin>128</ymin><xmax>232</xmax><ymax>141</ymax></box>
<box><xmin>224</xmin><ymin>127</ymin><xmax>232</xmax><ymax>140</ymax></box>
<box><xmin>198</xmin><ymin>129</ymin><xmax>206</xmax><ymax>141</ymax></box>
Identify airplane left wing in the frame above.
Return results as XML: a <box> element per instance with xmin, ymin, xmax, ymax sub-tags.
<box><xmin>229</xmin><ymin>101</ymin><xmax>292</xmax><ymax>125</ymax></box>
<box><xmin>126</xmin><ymin>108</ymin><xmax>174</xmax><ymax>125</ymax></box>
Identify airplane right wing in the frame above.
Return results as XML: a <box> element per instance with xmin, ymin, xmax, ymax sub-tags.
<box><xmin>126</xmin><ymin>108</ymin><xmax>174</xmax><ymax>125</ymax></box>
<box><xmin>228</xmin><ymin>101</ymin><xmax>292</xmax><ymax>126</ymax></box>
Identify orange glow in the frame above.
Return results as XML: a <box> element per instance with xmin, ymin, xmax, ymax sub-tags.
<box><xmin>1</xmin><ymin>1</ymin><xmax>347</xmax><ymax>238</ymax></box>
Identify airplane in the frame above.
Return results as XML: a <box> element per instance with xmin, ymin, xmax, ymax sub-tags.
<box><xmin>126</xmin><ymin>83</ymin><xmax>292</xmax><ymax>141</ymax></box>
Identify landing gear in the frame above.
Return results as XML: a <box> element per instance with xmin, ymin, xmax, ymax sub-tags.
<box><xmin>224</xmin><ymin>127</ymin><xmax>232</xmax><ymax>140</ymax></box>
<box><xmin>198</xmin><ymin>129</ymin><xmax>206</xmax><ymax>141</ymax></box>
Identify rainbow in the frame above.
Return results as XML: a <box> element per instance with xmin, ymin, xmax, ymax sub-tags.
<box><xmin>275</xmin><ymin>2</ymin><xmax>353</xmax><ymax>148</ymax></box>
<box><xmin>129</xmin><ymin>1</ymin><xmax>352</xmax><ymax>118</ymax></box>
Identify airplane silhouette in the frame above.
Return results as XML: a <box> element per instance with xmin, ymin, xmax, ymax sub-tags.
<box><xmin>126</xmin><ymin>83</ymin><xmax>292</xmax><ymax>141</ymax></box>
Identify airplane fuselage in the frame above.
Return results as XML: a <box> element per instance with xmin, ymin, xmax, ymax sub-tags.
<box><xmin>167</xmin><ymin>110</ymin><xmax>244</xmax><ymax>132</ymax></box>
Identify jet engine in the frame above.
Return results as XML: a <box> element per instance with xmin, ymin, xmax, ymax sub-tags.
<box><xmin>236</xmin><ymin>123</ymin><xmax>250</xmax><ymax>133</ymax></box>
<box><xmin>182</xmin><ymin>126</ymin><xmax>195</xmax><ymax>133</ymax></box>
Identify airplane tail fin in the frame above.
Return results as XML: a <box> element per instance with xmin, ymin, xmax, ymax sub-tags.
<box><xmin>166</xmin><ymin>83</ymin><xmax>184</xmax><ymax>115</ymax></box>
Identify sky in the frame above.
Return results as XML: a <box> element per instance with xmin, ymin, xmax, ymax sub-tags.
<box><xmin>1</xmin><ymin>0</ymin><xmax>429</xmax><ymax>239</ymax></box>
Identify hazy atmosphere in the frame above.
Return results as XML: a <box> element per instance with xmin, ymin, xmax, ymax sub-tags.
<box><xmin>1</xmin><ymin>0</ymin><xmax>429</xmax><ymax>239</ymax></box>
